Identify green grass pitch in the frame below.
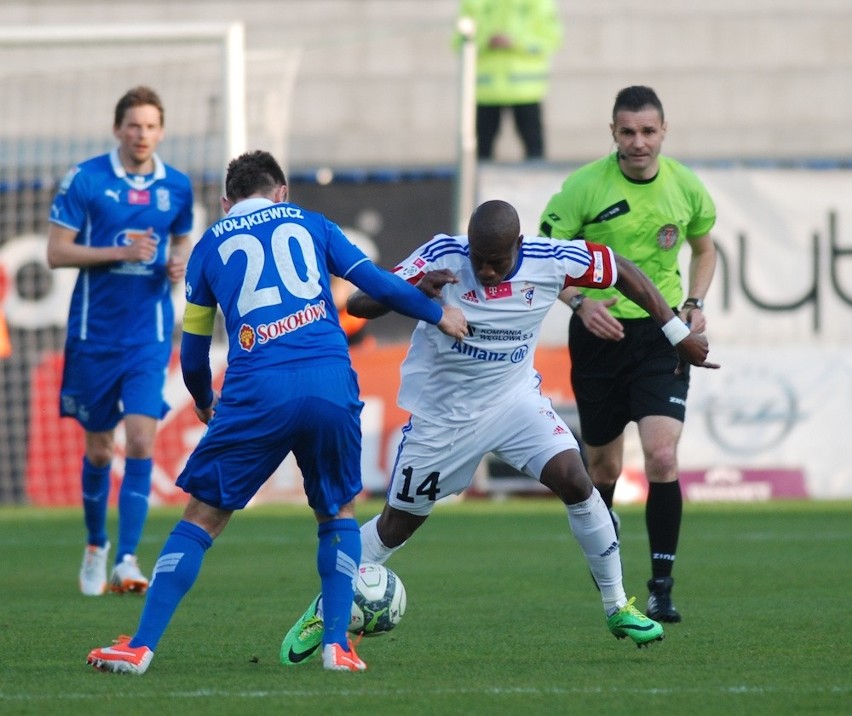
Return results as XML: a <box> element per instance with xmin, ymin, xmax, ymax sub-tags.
<box><xmin>1</xmin><ymin>498</ymin><xmax>850</xmax><ymax>715</ymax></box>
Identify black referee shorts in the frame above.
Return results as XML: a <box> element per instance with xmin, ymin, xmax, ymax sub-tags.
<box><xmin>568</xmin><ymin>313</ymin><xmax>690</xmax><ymax>447</ymax></box>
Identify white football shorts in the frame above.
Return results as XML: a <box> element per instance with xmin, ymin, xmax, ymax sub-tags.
<box><xmin>386</xmin><ymin>391</ymin><xmax>579</xmax><ymax>516</ymax></box>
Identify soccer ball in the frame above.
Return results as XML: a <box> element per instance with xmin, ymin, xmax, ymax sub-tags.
<box><xmin>349</xmin><ymin>563</ymin><xmax>406</xmax><ymax>635</ymax></box>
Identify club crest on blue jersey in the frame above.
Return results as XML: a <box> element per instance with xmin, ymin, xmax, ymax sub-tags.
<box><xmin>156</xmin><ymin>188</ymin><xmax>171</xmax><ymax>212</ymax></box>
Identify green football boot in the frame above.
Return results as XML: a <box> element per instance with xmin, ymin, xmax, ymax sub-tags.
<box><xmin>607</xmin><ymin>597</ymin><xmax>665</xmax><ymax>648</ymax></box>
<box><xmin>280</xmin><ymin>595</ymin><xmax>324</xmax><ymax>666</ymax></box>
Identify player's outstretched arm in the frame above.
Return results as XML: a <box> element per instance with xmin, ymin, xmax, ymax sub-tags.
<box><xmin>436</xmin><ymin>305</ymin><xmax>467</xmax><ymax>341</ymax></box>
<box><xmin>347</xmin><ymin>288</ymin><xmax>390</xmax><ymax>319</ymax></box>
<box><xmin>346</xmin><ymin>265</ymin><xmax>459</xmax><ymax>320</ymax></box>
<box><xmin>613</xmin><ymin>255</ymin><xmax>720</xmax><ymax>371</ymax></box>
<box><xmin>348</xmin><ymin>284</ymin><xmax>466</xmax><ymax>341</ymax></box>
<box><xmin>345</xmin><ymin>262</ymin><xmax>466</xmax><ymax>335</ymax></box>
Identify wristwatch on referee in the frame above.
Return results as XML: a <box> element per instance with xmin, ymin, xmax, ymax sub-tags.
<box><xmin>682</xmin><ymin>297</ymin><xmax>704</xmax><ymax>311</ymax></box>
<box><xmin>568</xmin><ymin>293</ymin><xmax>585</xmax><ymax>312</ymax></box>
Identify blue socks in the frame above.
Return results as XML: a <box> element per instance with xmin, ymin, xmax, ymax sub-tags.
<box><xmin>117</xmin><ymin>457</ymin><xmax>152</xmax><ymax>563</ymax></box>
<box><xmin>81</xmin><ymin>455</ymin><xmax>152</xmax><ymax>560</ymax></box>
<box><xmin>129</xmin><ymin>518</ymin><xmax>360</xmax><ymax>653</ymax></box>
<box><xmin>81</xmin><ymin>457</ymin><xmax>110</xmax><ymax>547</ymax></box>
<box><xmin>317</xmin><ymin>519</ymin><xmax>361</xmax><ymax>648</ymax></box>
<box><xmin>130</xmin><ymin>520</ymin><xmax>212</xmax><ymax>651</ymax></box>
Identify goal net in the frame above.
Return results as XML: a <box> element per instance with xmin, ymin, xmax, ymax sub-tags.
<box><xmin>0</xmin><ymin>23</ymin><xmax>307</xmax><ymax>506</ymax></box>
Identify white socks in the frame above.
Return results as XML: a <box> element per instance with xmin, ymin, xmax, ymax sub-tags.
<box><xmin>566</xmin><ymin>489</ymin><xmax>627</xmax><ymax>615</ymax></box>
<box><xmin>359</xmin><ymin>498</ymin><xmax>625</xmax><ymax>617</ymax></box>
<box><xmin>359</xmin><ymin>514</ymin><xmax>400</xmax><ymax>564</ymax></box>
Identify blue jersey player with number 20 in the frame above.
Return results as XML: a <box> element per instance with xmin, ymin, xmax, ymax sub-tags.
<box><xmin>86</xmin><ymin>150</ymin><xmax>468</xmax><ymax>675</ymax></box>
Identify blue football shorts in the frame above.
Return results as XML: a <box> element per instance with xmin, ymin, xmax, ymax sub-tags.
<box><xmin>59</xmin><ymin>337</ymin><xmax>171</xmax><ymax>432</ymax></box>
<box><xmin>176</xmin><ymin>363</ymin><xmax>364</xmax><ymax>516</ymax></box>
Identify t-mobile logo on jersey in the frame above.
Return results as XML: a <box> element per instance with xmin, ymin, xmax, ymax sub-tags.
<box><xmin>484</xmin><ymin>282</ymin><xmax>512</xmax><ymax>300</ymax></box>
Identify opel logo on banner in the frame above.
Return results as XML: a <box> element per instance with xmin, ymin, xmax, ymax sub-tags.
<box><xmin>704</xmin><ymin>369</ymin><xmax>803</xmax><ymax>455</ymax></box>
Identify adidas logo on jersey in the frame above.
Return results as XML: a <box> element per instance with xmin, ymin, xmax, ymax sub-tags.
<box><xmin>460</xmin><ymin>290</ymin><xmax>479</xmax><ymax>303</ymax></box>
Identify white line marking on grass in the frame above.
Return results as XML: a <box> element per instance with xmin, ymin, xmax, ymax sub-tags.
<box><xmin>2</xmin><ymin>685</ymin><xmax>850</xmax><ymax>701</ymax></box>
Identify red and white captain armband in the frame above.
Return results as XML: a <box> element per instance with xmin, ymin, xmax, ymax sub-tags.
<box><xmin>661</xmin><ymin>316</ymin><xmax>691</xmax><ymax>346</ymax></box>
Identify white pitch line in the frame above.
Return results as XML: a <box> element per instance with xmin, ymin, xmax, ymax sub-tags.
<box><xmin>1</xmin><ymin>684</ymin><xmax>850</xmax><ymax>701</ymax></box>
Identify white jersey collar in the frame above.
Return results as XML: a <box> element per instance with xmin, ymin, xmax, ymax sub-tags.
<box><xmin>109</xmin><ymin>148</ymin><xmax>166</xmax><ymax>186</ymax></box>
<box><xmin>227</xmin><ymin>197</ymin><xmax>276</xmax><ymax>216</ymax></box>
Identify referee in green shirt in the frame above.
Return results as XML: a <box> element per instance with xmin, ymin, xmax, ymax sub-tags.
<box><xmin>540</xmin><ymin>85</ymin><xmax>719</xmax><ymax>623</ymax></box>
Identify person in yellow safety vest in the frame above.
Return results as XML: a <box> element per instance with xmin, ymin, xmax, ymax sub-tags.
<box><xmin>456</xmin><ymin>0</ymin><xmax>563</xmax><ymax>160</ymax></box>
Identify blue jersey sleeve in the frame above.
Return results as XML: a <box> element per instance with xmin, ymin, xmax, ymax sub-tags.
<box><xmin>169</xmin><ymin>172</ymin><xmax>194</xmax><ymax>237</ymax></box>
<box><xmin>323</xmin><ymin>218</ymin><xmax>371</xmax><ymax>276</ymax></box>
<box><xmin>321</xmin><ymin>217</ymin><xmax>441</xmax><ymax>324</ymax></box>
<box><xmin>184</xmin><ymin>238</ymin><xmax>217</xmax><ymax>309</ymax></box>
<box><xmin>180</xmin><ymin>331</ymin><xmax>214</xmax><ymax>408</ymax></box>
<box><xmin>50</xmin><ymin>165</ymin><xmax>90</xmax><ymax>231</ymax></box>
<box><xmin>345</xmin><ymin>260</ymin><xmax>442</xmax><ymax>324</ymax></box>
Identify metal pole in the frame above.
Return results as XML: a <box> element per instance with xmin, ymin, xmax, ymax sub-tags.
<box><xmin>454</xmin><ymin>16</ymin><xmax>477</xmax><ymax>235</ymax></box>
<box><xmin>224</xmin><ymin>22</ymin><xmax>247</xmax><ymax>166</ymax></box>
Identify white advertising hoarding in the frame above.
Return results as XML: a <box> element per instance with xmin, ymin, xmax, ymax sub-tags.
<box><xmin>479</xmin><ymin>164</ymin><xmax>852</xmax><ymax>498</ymax></box>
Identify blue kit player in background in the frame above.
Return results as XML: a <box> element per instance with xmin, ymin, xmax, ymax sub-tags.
<box><xmin>86</xmin><ymin>150</ymin><xmax>468</xmax><ymax>675</ymax></box>
<box><xmin>47</xmin><ymin>86</ymin><xmax>194</xmax><ymax>598</ymax></box>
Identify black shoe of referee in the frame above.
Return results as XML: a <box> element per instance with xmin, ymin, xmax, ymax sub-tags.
<box><xmin>646</xmin><ymin>576</ymin><xmax>682</xmax><ymax>623</ymax></box>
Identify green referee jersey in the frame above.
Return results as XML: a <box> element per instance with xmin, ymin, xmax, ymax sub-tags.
<box><xmin>540</xmin><ymin>153</ymin><xmax>716</xmax><ymax>319</ymax></box>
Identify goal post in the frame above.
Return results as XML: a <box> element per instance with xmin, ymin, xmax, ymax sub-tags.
<box><xmin>0</xmin><ymin>23</ymin><xmax>249</xmax><ymax>505</ymax></box>
<box><xmin>0</xmin><ymin>22</ymin><xmax>247</xmax><ymax>180</ymax></box>
<box><xmin>453</xmin><ymin>15</ymin><xmax>478</xmax><ymax>235</ymax></box>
